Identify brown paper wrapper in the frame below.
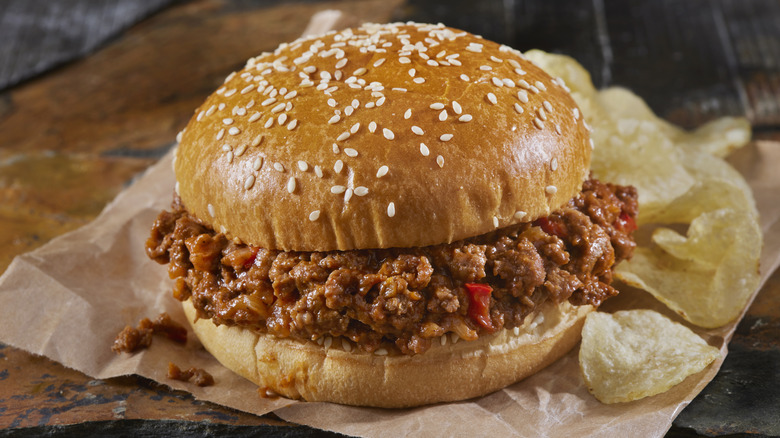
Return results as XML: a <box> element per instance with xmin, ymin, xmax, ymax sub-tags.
<box><xmin>0</xmin><ymin>12</ymin><xmax>778</xmax><ymax>434</ymax></box>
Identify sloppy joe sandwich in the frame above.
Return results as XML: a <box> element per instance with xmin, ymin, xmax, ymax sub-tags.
<box><xmin>145</xmin><ymin>22</ymin><xmax>638</xmax><ymax>408</ymax></box>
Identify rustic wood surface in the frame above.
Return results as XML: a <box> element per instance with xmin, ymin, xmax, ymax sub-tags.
<box><xmin>0</xmin><ymin>0</ymin><xmax>778</xmax><ymax>436</ymax></box>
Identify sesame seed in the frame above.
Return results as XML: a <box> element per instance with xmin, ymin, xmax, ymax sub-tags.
<box><xmin>546</xmin><ymin>185</ymin><xmax>557</xmax><ymax>195</ymax></box>
<box><xmin>430</xmin><ymin>102</ymin><xmax>445</xmax><ymax>110</ymax></box>
<box><xmin>490</xmin><ymin>55</ymin><xmax>503</xmax><ymax>63</ymax></box>
<box><xmin>517</xmin><ymin>90</ymin><xmax>529</xmax><ymax>103</ymax></box>
<box><xmin>408</xmin><ymin>68</ymin><xmax>416</xmax><ymax>77</ymax></box>
<box><xmin>273</xmin><ymin>162</ymin><xmax>284</xmax><ymax>172</ymax></box>
<box><xmin>373</xmin><ymin>58</ymin><xmax>386</xmax><ymax>67</ymax></box>
<box><xmin>538</xmin><ymin>108</ymin><xmax>547</xmax><ymax>121</ymax></box>
<box><xmin>271</xmin><ymin>103</ymin><xmax>285</xmax><ymax>113</ymax></box>
<box><xmin>309</xmin><ymin>210</ymin><xmax>320</xmax><ymax>221</ymax></box>
<box><xmin>466</xmin><ymin>43</ymin><xmax>483</xmax><ymax>53</ymax></box>
<box><xmin>518</xmin><ymin>80</ymin><xmax>531</xmax><ymax>89</ymax></box>
<box><xmin>218</xmin><ymin>103</ymin><xmax>226</xmax><ymax>111</ymax></box>
<box><xmin>440</xmin><ymin>133</ymin><xmax>453</xmax><ymax>141</ymax></box>
<box><xmin>399</xmin><ymin>56</ymin><xmax>411</xmax><ymax>64</ymax></box>
<box><xmin>376</xmin><ymin>96</ymin><xmax>386</xmax><ymax>106</ymax></box>
<box><xmin>297</xmin><ymin>161</ymin><xmax>309</xmax><ymax>172</ymax></box>
<box><xmin>480</xmin><ymin>65</ymin><xmax>493</xmax><ymax>71</ymax></box>
<box><xmin>383</xmin><ymin>128</ymin><xmax>395</xmax><ymax>140</ymax></box>
<box><xmin>344</xmin><ymin>106</ymin><xmax>354</xmax><ymax>116</ymax></box>
<box><xmin>331</xmin><ymin>185</ymin><xmax>346</xmax><ymax>194</ymax></box>
<box><xmin>387</xmin><ymin>202</ymin><xmax>396</xmax><ymax>217</ymax></box>
<box><xmin>413</xmin><ymin>77</ymin><xmax>425</xmax><ymax>84</ymax></box>
<box><xmin>459</xmin><ymin>114</ymin><xmax>473</xmax><ymax>122</ymax></box>
<box><xmin>224</xmin><ymin>89</ymin><xmax>236</xmax><ymax>97</ymax></box>
<box><xmin>197</xmin><ymin>111</ymin><xmax>205</xmax><ymax>122</ymax></box>
<box><xmin>412</xmin><ymin>125</ymin><xmax>424</xmax><ymax>135</ymax></box>
<box><xmin>439</xmin><ymin>110</ymin><xmax>448</xmax><ymax>121</ymax></box>
<box><xmin>287</xmin><ymin>177</ymin><xmax>297</xmax><ymax>193</ymax></box>
<box><xmin>491</xmin><ymin>77</ymin><xmax>503</xmax><ymax>87</ymax></box>
<box><xmin>284</xmin><ymin>90</ymin><xmax>297</xmax><ymax>99</ymax></box>
<box><xmin>222</xmin><ymin>144</ymin><xmax>232</xmax><ymax>152</ymax></box>
<box><xmin>503</xmin><ymin>78</ymin><xmax>516</xmax><ymax>87</ymax></box>
<box><xmin>555</xmin><ymin>124</ymin><xmax>562</xmax><ymax>135</ymax></box>
<box><xmin>353</xmin><ymin>67</ymin><xmax>367</xmax><ymax>76</ymax></box>
<box><xmin>277</xmin><ymin>113</ymin><xmax>288</xmax><ymax>125</ymax></box>
<box><xmin>493</xmin><ymin>216</ymin><xmax>499</xmax><ymax>227</ymax></box>
<box><xmin>208</xmin><ymin>204</ymin><xmax>215</xmax><ymax>217</ymax></box>
<box><xmin>350</xmin><ymin>122</ymin><xmax>360</xmax><ymax>134</ymax></box>
<box><xmin>262</xmin><ymin>97</ymin><xmax>276</xmax><ymax>106</ymax></box>
<box><xmin>328</xmin><ymin>114</ymin><xmax>341</xmax><ymax>124</ymax></box>
<box><xmin>344</xmin><ymin>188</ymin><xmax>353</xmax><ymax>202</ymax></box>
<box><xmin>176</xmin><ymin>130</ymin><xmax>184</xmax><ymax>143</ymax></box>
<box><xmin>235</xmin><ymin>144</ymin><xmax>247</xmax><ymax>156</ymax></box>
<box><xmin>244</xmin><ymin>175</ymin><xmax>255</xmax><ymax>190</ymax></box>
<box><xmin>226</xmin><ymin>151</ymin><xmax>233</xmax><ymax>163</ymax></box>
<box><xmin>335</xmin><ymin>58</ymin><xmax>348</xmax><ymax>69</ymax></box>
<box><xmin>351</xmin><ymin>99</ymin><xmax>360</xmax><ymax>108</ymax></box>
<box><xmin>337</xmin><ymin>131</ymin><xmax>350</xmax><ymax>141</ymax></box>
<box><xmin>253</xmin><ymin>157</ymin><xmax>263</xmax><ymax>171</ymax></box>
<box><xmin>486</xmin><ymin>92</ymin><xmax>497</xmax><ymax>105</ymax></box>
<box><xmin>314</xmin><ymin>165</ymin><xmax>323</xmax><ymax>178</ymax></box>
<box><xmin>452</xmin><ymin>101</ymin><xmax>462</xmax><ymax>114</ymax></box>
<box><xmin>354</xmin><ymin>186</ymin><xmax>369</xmax><ymax>196</ymax></box>
<box><xmin>543</xmin><ymin>101</ymin><xmax>553</xmax><ymax>113</ymax></box>
<box><xmin>533</xmin><ymin>118</ymin><xmax>544</xmax><ymax>130</ymax></box>
<box><xmin>589</xmin><ymin>138</ymin><xmax>595</xmax><ymax>149</ymax></box>
<box><xmin>205</xmin><ymin>105</ymin><xmax>217</xmax><ymax>116</ymax></box>
<box><xmin>436</xmin><ymin>155</ymin><xmax>444</xmax><ymax>167</ymax></box>
<box><xmin>216</xmin><ymin>128</ymin><xmax>225</xmax><ymax>140</ymax></box>
<box><xmin>249</xmin><ymin>112</ymin><xmax>262</xmax><ymax>123</ymax></box>
<box><xmin>535</xmin><ymin>80</ymin><xmax>547</xmax><ymax>91</ymax></box>
<box><xmin>228</xmin><ymin>127</ymin><xmax>240</xmax><ymax>135</ymax></box>
<box><xmin>551</xmin><ymin>158</ymin><xmax>559</xmax><ymax>171</ymax></box>
<box><xmin>344</xmin><ymin>148</ymin><xmax>358</xmax><ymax>157</ymax></box>
<box><xmin>460</xmin><ymin>74</ymin><xmax>470</xmax><ymax>81</ymax></box>
<box><xmin>514</xmin><ymin>210</ymin><xmax>527</xmax><ymax>220</ymax></box>
<box><xmin>241</xmin><ymin>84</ymin><xmax>255</xmax><ymax>94</ymax></box>
<box><xmin>365</xmin><ymin>102</ymin><xmax>376</xmax><ymax>108</ymax></box>
<box><xmin>508</xmin><ymin>59</ymin><xmax>521</xmax><ymax>68</ymax></box>
<box><xmin>369</xmin><ymin>121</ymin><xmax>377</xmax><ymax>133</ymax></box>
<box><xmin>327</xmin><ymin>98</ymin><xmax>337</xmax><ymax>107</ymax></box>
<box><xmin>573</xmin><ymin>108</ymin><xmax>580</xmax><ymax>120</ymax></box>
<box><xmin>376</xmin><ymin>165</ymin><xmax>389</xmax><ymax>177</ymax></box>
<box><xmin>427</xmin><ymin>59</ymin><xmax>439</xmax><ymax>66</ymax></box>
<box><xmin>264</xmin><ymin>117</ymin><xmax>274</xmax><ymax>128</ymax></box>
<box><xmin>514</xmin><ymin>103</ymin><xmax>524</xmax><ymax>114</ymax></box>
<box><xmin>334</xmin><ymin>160</ymin><xmax>343</xmax><ymax>173</ymax></box>
<box><xmin>392</xmin><ymin>87</ymin><xmax>407</xmax><ymax>92</ymax></box>
<box><xmin>530</xmin><ymin>85</ymin><xmax>540</xmax><ymax>94</ymax></box>
<box><xmin>420</xmin><ymin>142</ymin><xmax>430</xmax><ymax>156</ymax></box>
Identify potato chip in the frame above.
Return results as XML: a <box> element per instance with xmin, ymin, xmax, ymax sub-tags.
<box><xmin>579</xmin><ymin>310</ymin><xmax>720</xmax><ymax>404</ymax></box>
<box><xmin>616</xmin><ymin>208</ymin><xmax>761</xmax><ymax>328</ymax></box>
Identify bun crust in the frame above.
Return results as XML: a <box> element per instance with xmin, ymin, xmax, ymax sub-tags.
<box><xmin>174</xmin><ymin>22</ymin><xmax>591</xmax><ymax>251</ymax></box>
<box><xmin>183</xmin><ymin>299</ymin><xmax>592</xmax><ymax>408</ymax></box>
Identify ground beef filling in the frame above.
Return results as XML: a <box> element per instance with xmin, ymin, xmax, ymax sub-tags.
<box><xmin>146</xmin><ymin>179</ymin><xmax>637</xmax><ymax>355</ymax></box>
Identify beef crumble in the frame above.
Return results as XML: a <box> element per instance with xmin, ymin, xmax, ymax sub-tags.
<box><xmin>146</xmin><ymin>179</ymin><xmax>637</xmax><ymax>355</ymax></box>
<box><xmin>167</xmin><ymin>362</ymin><xmax>215</xmax><ymax>387</ymax></box>
<box><xmin>112</xmin><ymin>312</ymin><xmax>188</xmax><ymax>353</ymax></box>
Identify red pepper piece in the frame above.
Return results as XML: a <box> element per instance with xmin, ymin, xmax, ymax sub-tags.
<box><xmin>534</xmin><ymin>217</ymin><xmax>568</xmax><ymax>239</ymax></box>
<box><xmin>614</xmin><ymin>211</ymin><xmax>637</xmax><ymax>234</ymax></box>
<box><xmin>243</xmin><ymin>246</ymin><xmax>260</xmax><ymax>270</ymax></box>
<box><xmin>465</xmin><ymin>283</ymin><xmax>495</xmax><ymax>331</ymax></box>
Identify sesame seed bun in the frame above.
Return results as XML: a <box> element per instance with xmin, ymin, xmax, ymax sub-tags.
<box><xmin>173</xmin><ymin>22</ymin><xmax>591</xmax><ymax>251</ymax></box>
<box><xmin>182</xmin><ymin>298</ymin><xmax>592</xmax><ymax>408</ymax></box>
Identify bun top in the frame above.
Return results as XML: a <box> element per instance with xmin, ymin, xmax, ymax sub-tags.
<box><xmin>174</xmin><ymin>22</ymin><xmax>592</xmax><ymax>251</ymax></box>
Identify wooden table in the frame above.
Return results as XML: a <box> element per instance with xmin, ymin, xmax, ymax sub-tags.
<box><xmin>1</xmin><ymin>1</ymin><xmax>778</xmax><ymax>436</ymax></box>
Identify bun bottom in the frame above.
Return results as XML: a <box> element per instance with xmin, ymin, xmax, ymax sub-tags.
<box><xmin>182</xmin><ymin>299</ymin><xmax>592</xmax><ymax>408</ymax></box>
